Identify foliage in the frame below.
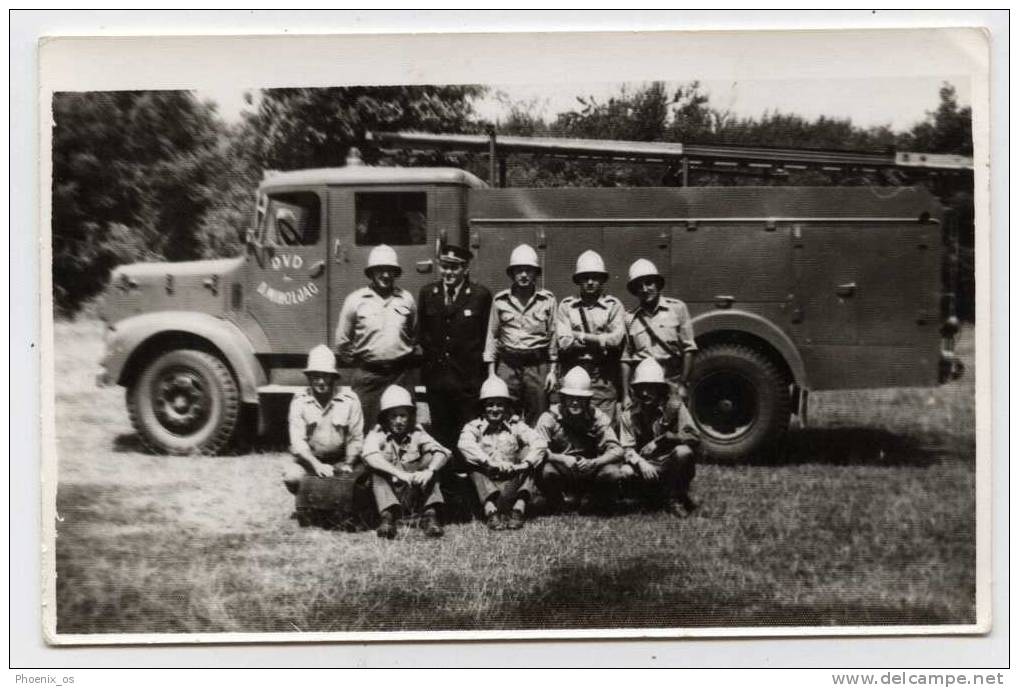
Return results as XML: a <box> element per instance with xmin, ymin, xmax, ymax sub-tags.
<box><xmin>51</xmin><ymin>91</ymin><xmax>228</xmax><ymax>315</ymax></box>
<box><xmin>242</xmin><ymin>85</ymin><xmax>486</xmax><ymax>171</ymax></box>
<box><xmin>900</xmin><ymin>85</ymin><xmax>973</xmax><ymax>156</ymax></box>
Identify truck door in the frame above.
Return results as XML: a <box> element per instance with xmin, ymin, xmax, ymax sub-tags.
<box><xmin>327</xmin><ymin>186</ymin><xmax>448</xmax><ymax>342</ymax></box>
<box><xmin>245</xmin><ymin>189</ymin><xmax>330</xmax><ymax>354</ymax></box>
<box><xmin>791</xmin><ymin>222</ymin><xmax>859</xmax><ymax>346</ymax></box>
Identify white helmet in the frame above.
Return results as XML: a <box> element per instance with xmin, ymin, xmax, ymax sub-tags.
<box><xmin>303</xmin><ymin>344</ymin><xmax>339</xmax><ymax>376</ymax></box>
<box><xmin>558</xmin><ymin>366</ymin><xmax>594</xmax><ymax>398</ymax></box>
<box><xmin>365</xmin><ymin>244</ymin><xmax>402</xmax><ymax>277</ymax></box>
<box><xmin>573</xmin><ymin>250</ymin><xmax>608</xmax><ymax>283</ymax></box>
<box><xmin>479</xmin><ymin>376</ymin><xmax>513</xmax><ymax>402</ymax></box>
<box><xmin>506</xmin><ymin>243</ymin><xmax>541</xmax><ymax>276</ymax></box>
<box><xmin>379</xmin><ymin>385</ymin><xmax>414</xmax><ymax>414</ymax></box>
<box><xmin>627</xmin><ymin>258</ymin><xmax>664</xmax><ymax>295</ymax></box>
<box><xmin>631</xmin><ymin>358</ymin><xmax>669</xmax><ymax>389</ymax></box>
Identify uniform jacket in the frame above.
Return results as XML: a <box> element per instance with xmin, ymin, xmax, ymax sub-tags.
<box><xmin>534</xmin><ymin>404</ymin><xmax>623</xmax><ymax>461</ymax></box>
<box><xmin>417</xmin><ymin>279</ymin><xmax>492</xmax><ymax>391</ymax></box>
<box><xmin>458</xmin><ymin>415</ymin><xmax>547</xmax><ymax>470</ymax></box>
<box><xmin>483</xmin><ymin>288</ymin><xmax>558</xmax><ymax>362</ymax></box>
<box><xmin>362</xmin><ymin>424</ymin><xmax>450</xmax><ymax>468</ymax></box>
<box><xmin>555</xmin><ymin>293</ymin><xmax>626</xmax><ymax>366</ymax></box>
<box><xmin>618</xmin><ymin>398</ymin><xmax>701</xmax><ymax>464</ymax></box>
<box><xmin>335</xmin><ymin>286</ymin><xmax>417</xmax><ymax>365</ymax></box>
<box><xmin>623</xmin><ymin>296</ymin><xmax>698</xmax><ymax>363</ymax></box>
<box><xmin>288</xmin><ymin>386</ymin><xmax>364</xmax><ymax>464</ymax></box>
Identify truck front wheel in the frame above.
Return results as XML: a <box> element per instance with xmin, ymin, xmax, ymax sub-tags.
<box><xmin>127</xmin><ymin>349</ymin><xmax>241</xmax><ymax>455</ymax></box>
<box><xmin>687</xmin><ymin>343</ymin><xmax>791</xmax><ymax>462</ymax></box>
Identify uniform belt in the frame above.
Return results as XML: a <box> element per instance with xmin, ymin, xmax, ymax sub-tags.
<box><xmin>361</xmin><ymin>355</ymin><xmax>413</xmax><ymax>374</ymax></box>
<box><xmin>500</xmin><ymin>348</ymin><xmax>550</xmax><ymax>366</ymax></box>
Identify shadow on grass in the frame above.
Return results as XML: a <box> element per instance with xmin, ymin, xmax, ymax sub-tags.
<box><xmin>715</xmin><ymin>426</ymin><xmax>972</xmax><ymax>469</ymax></box>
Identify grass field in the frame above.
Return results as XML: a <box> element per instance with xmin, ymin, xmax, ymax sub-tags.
<box><xmin>53</xmin><ymin>318</ymin><xmax>977</xmax><ymax>635</ymax></box>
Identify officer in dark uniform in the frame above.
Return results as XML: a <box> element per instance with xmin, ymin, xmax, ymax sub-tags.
<box><xmin>417</xmin><ymin>244</ymin><xmax>493</xmax><ymax>454</ymax></box>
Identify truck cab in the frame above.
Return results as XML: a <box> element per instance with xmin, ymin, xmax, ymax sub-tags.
<box><xmin>98</xmin><ymin>157</ymin><xmax>486</xmax><ymax>454</ymax></box>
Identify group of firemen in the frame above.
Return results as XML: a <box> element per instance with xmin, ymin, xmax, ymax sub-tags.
<box><xmin>284</xmin><ymin>241</ymin><xmax>701</xmax><ymax>539</ymax></box>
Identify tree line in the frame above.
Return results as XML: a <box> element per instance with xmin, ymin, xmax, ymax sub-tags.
<box><xmin>51</xmin><ymin>82</ymin><xmax>974</xmax><ymax>317</ymax></box>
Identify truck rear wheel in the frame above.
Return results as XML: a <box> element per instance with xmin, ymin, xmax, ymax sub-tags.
<box><xmin>687</xmin><ymin>343</ymin><xmax>791</xmax><ymax>462</ymax></box>
<box><xmin>127</xmin><ymin>349</ymin><xmax>240</xmax><ymax>455</ymax></box>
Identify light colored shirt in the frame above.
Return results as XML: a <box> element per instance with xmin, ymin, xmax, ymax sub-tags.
<box><xmin>362</xmin><ymin>424</ymin><xmax>449</xmax><ymax>468</ymax></box>
<box><xmin>618</xmin><ymin>399</ymin><xmax>700</xmax><ymax>464</ymax></box>
<box><xmin>483</xmin><ymin>288</ymin><xmax>558</xmax><ymax>362</ymax></box>
<box><xmin>288</xmin><ymin>387</ymin><xmax>364</xmax><ymax>464</ymax></box>
<box><xmin>622</xmin><ymin>296</ymin><xmax>698</xmax><ymax>362</ymax></box>
<box><xmin>555</xmin><ymin>294</ymin><xmax>626</xmax><ymax>355</ymax></box>
<box><xmin>458</xmin><ymin>416</ymin><xmax>547</xmax><ymax>470</ymax></box>
<box><xmin>534</xmin><ymin>404</ymin><xmax>623</xmax><ymax>461</ymax></box>
<box><xmin>335</xmin><ymin>286</ymin><xmax>417</xmax><ymax>364</ymax></box>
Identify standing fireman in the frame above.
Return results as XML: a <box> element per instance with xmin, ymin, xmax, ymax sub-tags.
<box><xmin>283</xmin><ymin>344</ymin><xmax>365</xmax><ymax>495</ymax></box>
<box><xmin>555</xmin><ymin>250</ymin><xmax>626</xmax><ymax>425</ymax></box>
<box><xmin>335</xmin><ymin>244</ymin><xmax>418</xmax><ymax>430</ymax></box>
<box><xmin>417</xmin><ymin>244</ymin><xmax>492</xmax><ymax>451</ymax></box>
<box><xmin>621</xmin><ymin>258</ymin><xmax>698</xmax><ymax>407</ymax></box>
<box><xmin>483</xmin><ymin>243</ymin><xmax>558</xmax><ymax>424</ymax></box>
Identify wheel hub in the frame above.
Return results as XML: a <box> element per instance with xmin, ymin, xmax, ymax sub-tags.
<box><xmin>153</xmin><ymin>369</ymin><xmax>210</xmax><ymax>434</ymax></box>
<box><xmin>691</xmin><ymin>372</ymin><xmax>758</xmax><ymax>442</ymax></box>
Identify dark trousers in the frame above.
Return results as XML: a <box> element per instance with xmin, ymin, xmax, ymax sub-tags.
<box><xmin>633</xmin><ymin>445</ymin><xmax>697</xmax><ymax>504</ymax></box>
<box><xmin>425</xmin><ymin>383</ymin><xmax>479</xmax><ymax>462</ymax></box>
<box><xmin>348</xmin><ymin>364</ymin><xmax>417</xmax><ymax>432</ymax></box>
<box><xmin>496</xmin><ymin>359</ymin><xmax>549</xmax><ymax>426</ymax></box>
<box><xmin>470</xmin><ymin>470</ymin><xmax>537</xmax><ymax>513</ymax></box>
<box><xmin>537</xmin><ymin>460</ymin><xmax>634</xmax><ymax>509</ymax></box>
<box><xmin>370</xmin><ymin>458</ymin><xmax>444</xmax><ymax>516</ymax></box>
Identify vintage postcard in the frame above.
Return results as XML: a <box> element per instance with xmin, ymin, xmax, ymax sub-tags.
<box><xmin>38</xmin><ymin>26</ymin><xmax>991</xmax><ymax>645</ymax></box>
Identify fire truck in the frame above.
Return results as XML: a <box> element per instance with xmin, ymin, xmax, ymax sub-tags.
<box><xmin>96</xmin><ymin>134</ymin><xmax>966</xmax><ymax>461</ymax></box>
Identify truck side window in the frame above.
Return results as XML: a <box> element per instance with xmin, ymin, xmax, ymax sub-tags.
<box><xmin>355</xmin><ymin>192</ymin><xmax>428</xmax><ymax>246</ymax></box>
<box><xmin>263</xmin><ymin>193</ymin><xmax>321</xmax><ymax>246</ymax></box>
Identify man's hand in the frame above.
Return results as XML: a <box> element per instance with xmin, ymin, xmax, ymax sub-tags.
<box><xmin>574</xmin><ymin>457</ymin><xmax>599</xmax><ymax>476</ymax></box>
<box><xmin>411</xmin><ymin>469</ymin><xmax>435</xmax><ymax>486</ymax></box>
<box><xmin>311</xmin><ymin>460</ymin><xmax>332</xmax><ymax>478</ymax></box>
<box><xmin>635</xmin><ymin>457</ymin><xmax>660</xmax><ymax>481</ymax></box>
<box><xmin>493</xmin><ymin>461</ymin><xmax>517</xmax><ymax>478</ymax></box>
<box><xmin>544</xmin><ymin>369</ymin><xmax>558</xmax><ymax>393</ymax></box>
<box><xmin>552</xmin><ymin>453</ymin><xmax>577</xmax><ymax>470</ymax></box>
<box><xmin>639</xmin><ymin>440</ymin><xmax>658</xmax><ymax>458</ymax></box>
<box><xmin>336</xmin><ymin>463</ymin><xmax>354</xmax><ymax>474</ymax></box>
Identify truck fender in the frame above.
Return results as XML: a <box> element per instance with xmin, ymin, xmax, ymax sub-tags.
<box><xmin>691</xmin><ymin>309</ymin><xmax>809</xmax><ymax>389</ymax></box>
<box><xmin>101</xmin><ymin>311</ymin><xmax>267</xmax><ymax>404</ymax></box>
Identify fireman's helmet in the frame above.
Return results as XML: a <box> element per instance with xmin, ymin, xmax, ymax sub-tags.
<box><xmin>303</xmin><ymin>344</ymin><xmax>339</xmax><ymax>376</ymax></box>
<box><xmin>479</xmin><ymin>376</ymin><xmax>513</xmax><ymax>403</ymax></box>
<box><xmin>631</xmin><ymin>358</ymin><xmax>670</xmax><ymax>391</ymax></box>
<box><xmin>627</xmin><ymin>258</ymin><xmax>665</xmax><ymax>295</ymax></box>
<box><xmin>573</xmin><ymin>250</ymin><xmax>609</xmax><ymax>284</ymax></box>
<box><xmin>379</xmin><ymin>385</ymin><xmax>414</xmax><ymax>414</ymax></box>
<box><xmin>506</xmin><ymin>243</ymin><xmax>542</xmax><ymax>277</ymax></box>
<box><xmin>558</xmin><ymin>366</ymin><xmax>594</xmax><ymax>398</ymax></box>
<box><xmin>365</xmin><ymin>244</ymin><xmax>402</xmax><ymax>278</ymax></box>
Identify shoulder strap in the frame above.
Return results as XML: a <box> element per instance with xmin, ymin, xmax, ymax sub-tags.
<box><xmin>576</xmin><ymin>303</ymin><xmax>592</xmax><ymax>334</ymax></box>
<box><xmin>635</xmin><ymin>310</ymin><xmax>682</xmax><ymax>358</ymax></box>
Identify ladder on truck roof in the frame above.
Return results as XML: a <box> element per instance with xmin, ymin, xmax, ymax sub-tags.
<box><xmin>368</xmin><ymin>130</ymin><xmax>973</xmax><ymax>188</ymax></box>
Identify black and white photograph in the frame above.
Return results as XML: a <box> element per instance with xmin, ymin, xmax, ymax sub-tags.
<box><xmin>37</xmin><ymin>26</ymin><xmax>991</xmax><ymax>644</ymax></box>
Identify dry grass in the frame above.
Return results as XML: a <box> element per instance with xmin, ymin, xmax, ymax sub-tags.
<box><xmin>53</xmin><ymin>318</ymin><xmax>976</xmax><ymax>634</ymax></box>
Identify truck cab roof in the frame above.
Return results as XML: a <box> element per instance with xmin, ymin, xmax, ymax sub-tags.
<box><xmin>260</xmin><ymin>165</ymin><xmax>488</xmax><ymax>191</ymax></box>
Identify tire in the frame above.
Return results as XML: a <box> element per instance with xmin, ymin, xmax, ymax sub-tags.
<box><xmin>687</xmin><ymin>343</ymin><xmax>791</xmax><ymax>463</ymax></box>
<box><xmin>127</xmin><ymin>349</ymin><xmax>241</xmax><ymax>456</ymax></box>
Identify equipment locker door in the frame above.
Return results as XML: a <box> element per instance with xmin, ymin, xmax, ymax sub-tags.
<box><xmin>602</xmin><ymin>224</ymin><xmax>671</xmax><ymax>304</ymax></box>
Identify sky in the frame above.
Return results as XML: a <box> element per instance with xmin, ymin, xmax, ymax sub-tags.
<box><xmin>200</xmin><ymin>76</ymin><xmax>971</xmax><ymax>135</ymax></box>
